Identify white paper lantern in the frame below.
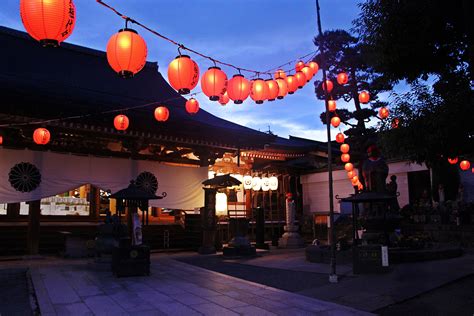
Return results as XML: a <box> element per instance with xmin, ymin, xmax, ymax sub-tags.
<box><xmin>252</xmin><ymin>177</ymin><xmax>261</xmax><ymax>191</ymax></box>
<box><xmin>261</xmin><ymin>177</ymin><xmax>270</xmax><ymax>191</ymax></box>
<box><xmin>269</xmin><ymin>176</ymin><xmax>278</xmax><ymax>191</ymax></box>
<box><xmin>243</xmin><ymin>175</ymin><xmax>253</xmax><ymax>190</ymax></box>
<box><xmin>215</xmin><ymin>192</ymin><xmax>228</xmax><ymax>216</ymax></box>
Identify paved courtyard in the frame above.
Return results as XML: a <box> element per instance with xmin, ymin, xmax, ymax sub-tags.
<box><xmin>25</xmin><ymin>254</ymin><xmax>372</xmax><ymax>315</ymax></box>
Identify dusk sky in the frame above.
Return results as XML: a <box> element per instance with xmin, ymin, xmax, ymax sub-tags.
<box><xmin>2</xmin><ymin>0</ymin><xmax>365</xmax><ymax>141</ymax></box>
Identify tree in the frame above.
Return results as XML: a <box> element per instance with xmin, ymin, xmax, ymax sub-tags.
<box><xmin>313</xmin><ymin>30</ymin><xmax>393</xmax><ymax>187</ymax></box>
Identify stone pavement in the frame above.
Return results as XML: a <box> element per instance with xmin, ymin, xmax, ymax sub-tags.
<box><xmin>24</xmin><ymin>254</ymin><xmax>373</xmax><ymax>315</ymax></box>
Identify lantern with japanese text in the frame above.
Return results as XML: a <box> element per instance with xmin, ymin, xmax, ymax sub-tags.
<box><xmin>185</xmin><ymin>98</ymin><xmax>200</xmax><ymax>115</ymax></box>
<box><xmin>336</xmin><ymin>132</ymin><xmax>345</xmax><ymax>143</ymax></box>
<box><xmin>460</xmin><ymin>160</ymin><xmax>471</xmax><ymax>171</ymax></box>
<box><xmin>250</xmin><ymin>78</ymin><xmax>269</xmax><ymax>104</ymax></box>
<box><xmin>219</xmin><ymin>91</ymin><xmax>229</xmax><ymax>105</ymax></box>
<box><xmin>168</xmin><ymin>55</ymin><xmax>200</xmax><ymax>94</ymax></box>
<box><xmin>33</xmin><ymin>127</ymin><xmax>50</xmax><ymax>145</ymax></box>
<box><xmin>328</xmin><ymin>100</ymin><xmax>336</xmax><ymax>112</ymax></box>
<box><xmin>331</xmin><ymin>116</ymin><xmax>341</xmax><ymax>127</ymax></box>
<box><xmin>265</xmin><ymin>79</ymin><xmax>279</xmax><ymax>101</ymax></box>
<box><xmin>20</xmin><ymin>0</ymin><xmax>76</xmax><ymax>47</ymax></box>
<box><xmin>201</xmin><ymin>67</ymin><xmax>227</xmax><ymax>101</ymax></box>
<box><xmin>154</xmin><ymin>106</ymin><xmax>169</xmax><ymax>122</ymax></box>
<box><xmin>106</xmin><ymin>28</ymin><xmax>147</xmax><ymax>78</ymax></box>
<box><xmin>286</xmin><ymin>75</ymin><xmax>298</xmax><ymax>94</ymax></box>
<box><xmin>114</xmin><ymin>114</ymin><xmax>129</xmax><ymax>131</ymax></box>
<box><xmin>295</xmin><ymin>71</ymin><xmax>306</xmax><ymax>89</ymax></box>
<box><xmin>227</xmin><ymin>74</ymin><xmax>250</xmax><ymax>104</ymax></box>
<box><xmin>359</xmin><ymin>91</ymin><xmax>370</xmax><ymax>104</ymax></box>
<box><xmin>337</xmin><ymin>72</ymin><xmax>348</xmax><ymax>85</ymax></box>
<box><xmin>340</xmin><ymin>143</ymin><xmax>350</xmax><ymax>154</ymax></box>
<box><xmin>276</xmin><ymin>78</ymin><xmax>288</xmax><ymax>99</ymax></box>
<box><xmin>341</xmin><ymin>153</ymin><xmax>350</xmax><ymax>163</ymax></box>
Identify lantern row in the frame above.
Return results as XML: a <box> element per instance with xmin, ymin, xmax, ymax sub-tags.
<box><xmin>447</xmin><ymin>157</ymin><xmax>472</xmax><ymax>172</ymax></box>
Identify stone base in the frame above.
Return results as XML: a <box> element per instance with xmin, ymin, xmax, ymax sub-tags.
<box><xmin>222</xmin><ymin>246</ymin><xmax>256</xmax><ymax>257</ymax></box>
<box><xmin>278</xmin><ymin>232</ymin><xmax>305</xmax><ymax>248</ymax></box>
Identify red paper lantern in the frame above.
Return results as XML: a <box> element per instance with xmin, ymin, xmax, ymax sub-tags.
<box><xmin>331</xmin><ymin>116</ymin><xmax>341</xmax><ymax>127</ymax></box>
<box><xmin>274</xmin><ymin>69</ymin><xmax>287</xmax><ymax>79</ymax></box>
<box><xmin>359</xmin><ymin>91</ymin><xmax>370</xmax><ymax>104</ymax></box>
<box><xmin>301</xmin><ymin>66</ymin><xmax>312</xmax><ymax>82</ymax></box>
<box><xmin>358</xmin><ymin>182</ymin><xmax>364</xmax><ymax>190</ymax></box>
<box><xmin>219</xmin><ymin>91</ymin><xmax>229</xmax><ymax>105</ymax></box>
<box><xmin>0</xmin><ymin>135</ymin><xmax>2</xmax><ymax>145</ymax></box>
<box><xmin>154</xmin><ymin>106</ymin><xmax>169</xmax><ymax>122</ymax></box>
<box><xmin>33</xmin><ymin>127</ymin><xmax>50</xmax><ymax>145</ymax></box>
<box><xmin>336</xmin><ymin>132</ymin><xmax>345</xmax><ymax>143</ymax></box>
<box><xmin>347</xmin><ymin>171</ymin><xmax>355</xmax><ymax>179</ymax></box>
<box><xmin>351</xmin><ymin>176</ymin><xmax>359</xmax><ymax>185</ymax></box>
<box><xmin>250</xmin><ymin>79</ymin><xmax>269</xmax><ymax>104</ymax></box>
<box><xmin>185</xmin><ymin>98</ymin><xmax>200</xmax><ymax>115</ymax></box>
<box><xmin>295</xmin><ymin>71</ymin><xmax>306</xmax><ymax>89</ymax></box>
<box><xmin>276</xmin><ymin>78</ymin><xmax>288</xmax><ymax>99</ymax></box>
<box><xmin>341</xmin><ymin>153</ymin><xmax>350</xmax><ymax>163</ymax></box>
<box><xmin>345</xmin><ymin>162</ymin><xmax>354</xmax><ymax>172</ymax></box>
<box><xmin>340</xmin><ymin>143</ymin><xmax>350</xmax><ymax>153</ymax></box>
<box><xmin>266</xmin><ymin>79</ymin><xmax>279</xmax><ymax>101</ymax></box>
<box><xmin>460</xmin><ymin>160</ymin><xmax>471</xmax><ymax>171</ymax></box>
<box><xmin>20</xmin><ymin>0</ymin><xmax>76</xmax><ymax>47</ymax></box>
<box><xmin>295</xmin><ymin>61</ymin><xmax>305</xmax><ymax>72</ymax></box>
<box><xmin>106</xmin><ymin>29</ymin><xmax>147</xmax><ymax>78</ymax></box>
<box><xmin>379</xmin><ymin>107</ymin><xmax>389</xmax><ymax>119</ymax></box>
<box><xmin>201</xmin><ymin>66</ymin><xmax>227</xmax><ymax>101</ymax></box>
<box><xmin>286</xmin><ymin>75</ymin><xmax>298</xmax><ymax>94</ymax></box>
<box><xmin>322</xmin><ymin>80</ymin><xmax>333</xmax><ymax>93</ymax></box>
<box><xmin>308</xmin><ymin>61</ymin><xmax>319</xmax><ymax>75</ymax></box>
<box><xmin>448</xmin><ymin>157</ymin><xmax>458</xmax><ymax>164</ymax></box>
<box><xmin>168</xmin><ymin>55</ymin><xmax>199</xmax><ymax>94</ymax></box>
<box><xmin>328</xmin><ymin>100</ymin><xmax>336</xmax><ymax>112</ymax></box>
<box><xmin>337</xmin><ymin>72</ymin><xmax>348</xmax><ymax>85</ymax></box>
<box><xmin>391</xmin><ymin>118</ymin><xmax>400</xmax><ymax>129</ymax></box>
<box><xmin>114</xmin><ymin>114</ymin><xmax>129</xmax><ymax>131</ymax></box>
<box><xmin>227</xmin><ymin>74</ymin><xmax>250</xmax><ymax>104</ymax></box>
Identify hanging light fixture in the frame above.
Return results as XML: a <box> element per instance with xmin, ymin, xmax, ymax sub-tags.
<box><xmin>266</xmin><ymin>79</ymin><xmax>279</xmax><ymax>101</ymax></box>
<box><xmin>337</xmin><ymin>72</ymin><xmax>349</xmax><ymax>85</ymax></box>
<box><xmin>340</xmin><ymin>143</ymin><xmax>350</xmax><ymax>153</ymax></box>
<box><xmin>218</xmin><ymin>91</ymin><xmax>230</xmax><ymax>105</ymax></box>
<box><xmin>347</xmin><ymin>171</ymin><xmax>356</xmax><ymax>179</ymax></box>
<box><xmin>448</xmin><ymin>157</ymin><xmax>458</xmax><ymax>164</ymax></box>
<box><xmin>168</xmin><ymin>55</ymin><xmax>200</xmax><ymax>94</ymax></box>
<box><xmin>114</xmin><ymin>114</ymin><xmax>129</xmax><ymax>131</ymax></box>
<box><xmin>201</xmin><ymin>66</ymin><xmax>227</xmax><ymax>101</ymax></box>
<box><xmin>379</xmin><ymin>107</ymin><xmax>389</xmax><ymax>119</ymax></box>
<box><xmin>274</xmin><ymin>69</ymin><xmax>287</xmax><ymax>79</ymax></box>
<box><xmin>359</xmin><ymin>91</ymin><xmax>370</xmax><ymax>104</ymax></box>
<box><xmin>227</xmin><ymin>74</ymin><xmax>250</xmax><ymax>104</ymax></box>
<box><xmin>345</xmin><ymin>163</ymin><xmax>354</xmax><ymax>172</ymax></box>
<box><xmin>341</xmin><ymin>153</ymin><xmax>350</xmax><ymax>163</ymax></box>
<box><xmin>154</xmin><ymin>106</ymin><xmax>169</xmax><ymax>122</ymax></box>
<box><xmin>322</xmin><ymin>80</ymin><xmax>333</xmax><ymax>93</ymax></box>
<box><xmin>460</xmin><ymin>160</ymin><xmax>471</xmax><ymax>171</ymax></box>
<box><xmin>295</xmin><ymin>71</ymin><xmax>306</xmax><ymax>89</ymax></box>
<box><xmin>336</xmin><ymin>132</ymin><xmax>345</xmax><ymax>143</ymax></box>
<box><xmin>276</xmin><ymin>78</ymin><xmax>288</xmax><ymax>99</ymax></box>
<box><xmin>295</xmin><ymin>61</ymin><xmax>305</xmax><ymax>72</ymax></box>
<box><xmin>286</xmin><ymin>75</ymin><xmax>298</xmax><ymax>94</ymax></box>
<box><xmin>185</xmin><ymin>98</ymin><xmax>200</xmax><ymax>115</ymax></box>
<box><xmin>328</xmin><ymin>100</ymin><xmax>336</xmax><ymax>112</ymax></box>
<box><xmin>331</xmin><ymin>116</ymin><xmax>341</xmax><ymax>127</ymax></box>
<box><xmin>106</xmin><ymin>28</ymin><xmax>148</xmax><ymax>78</ymax></box>
<box><xmin>20</xmin><ymin>0</ymin><xmax>76</xmax><ymax>47</ymax></box>
<box><xmin>308</xmin><ymin>61</ymin><xmax>319</xmax><ymax>76</ymax></box>
<box><xmin>33</xmin><ymin>127</ymin><xmax>50</xmax><ymax>145</ymax></box>
<box><xmin>252</xmin><ymin>176</ymin><xmax>262</xmax><ymax>191</ymax></box>
<box><xmin>250</xmin><ymin>78</ymin><xmax>269</xmax><ymax>104</ymax></box>
<box><xmin>301</xmin><ymin>65</ymin><xmax>313</xmax><ymax>82</ymax></box>
<box><xmin>269</xmin><ymin>176</ymin><xmax>278</xmax><ymax>191</ymax></box>
<box><xmin>351</xmin><ymin>176</ymin><xmax>359</xmax><ymax>186</ymax></box>
<box><xmin>0</xmin><ymin>135</ymin><xmax>3</xmax><ymax>145</ymax></box>
<box><xmin>243</xmin><ymin>175</ymin><xmax>253</xmax><ymax>190</ymax></box>
<box><xmin>261</xmin><ymin>176</ymin><xmax>270</xmax><ymax>192</ymax></box>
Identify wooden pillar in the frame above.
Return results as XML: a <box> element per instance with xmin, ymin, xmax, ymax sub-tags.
<box><xmin>6</xmin><ymin>203</ymin><xmax>20</xmax><ymax>219</ymax></box>
<box><xmin>27</xmin><ymin>200</ymin><xmax>41</xmax><ymax>255</ymax></box>
<box><xmin>89</xmin><ymin>186</ymin><xmax>100</xmax><ymax>220</ymax></box>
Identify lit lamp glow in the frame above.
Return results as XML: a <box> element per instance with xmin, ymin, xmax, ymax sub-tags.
<box><xmin>261</xmin><ymin>177</ymin><xmax>270</xmax><ymax>191</ymax></box>
<box><xmin>252</xmin><ymin>177</ymin><xmax>261</xmax><ymax>191</ymax></box>
<box><xmin>215</xmin><ymin>192</ymin><xmax>228</xmax><ymax>216</ymax></box>
<box><xmin>243</xmin><ymin>175</ymin><xmax>253</xmax><ymax>190</ymax></box>
<box><xmin>269</xmin><ymin>176</ymin><xmax>278</xmax><ymax>191</ymax></box>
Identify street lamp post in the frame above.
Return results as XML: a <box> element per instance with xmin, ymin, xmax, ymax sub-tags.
<box><xmin>316</xmin><ymin>0</ymin><xmax>337</xmax><ymax>283</ymax></box>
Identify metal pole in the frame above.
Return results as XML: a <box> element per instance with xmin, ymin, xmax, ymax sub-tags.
<box><xmin>316</xmin><ymin>0</ymin><xmax>337</xmax><ymax>283</ymax></box>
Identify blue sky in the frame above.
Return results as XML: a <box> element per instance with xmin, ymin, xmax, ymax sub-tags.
<box><xmin>2</xmin><ymin>0</ymin><xmax>365</xmax><ymax>141</ymax></box>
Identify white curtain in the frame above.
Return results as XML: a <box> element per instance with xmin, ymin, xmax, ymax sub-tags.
<box><xmin>0</xmin><ymin>148</ymin><xmax>206</xmax><ymax>209</ymax></box>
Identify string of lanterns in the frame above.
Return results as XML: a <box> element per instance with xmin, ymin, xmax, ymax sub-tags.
<box><xmin>448</xmin><ymin>156</ymin><xmax>473</xmax><ymax>173</ymax></box>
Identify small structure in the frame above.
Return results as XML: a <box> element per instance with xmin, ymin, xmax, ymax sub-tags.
<box><xmin>279</xmin><ymin>193</ymin><xmax>305</xmax><ymax>248</ymax></box>
<box><xmin>109</xmin><ymin>181</ymin><xmax>165</xmax><ymax>277</ymax></box>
